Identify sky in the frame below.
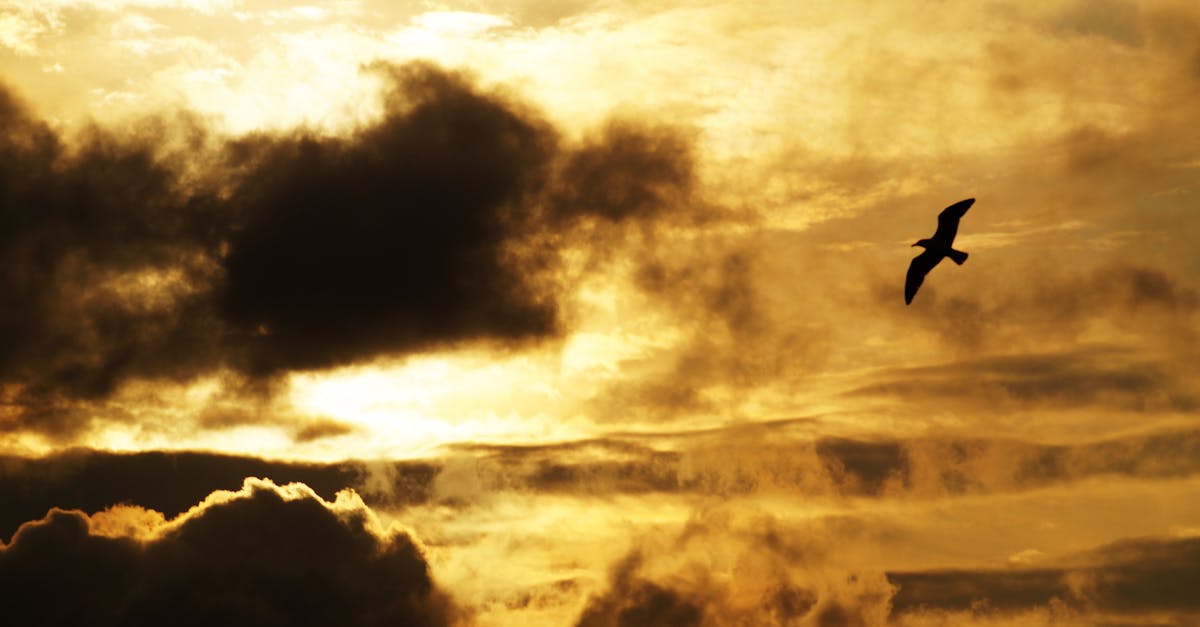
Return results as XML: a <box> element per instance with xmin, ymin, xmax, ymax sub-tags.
<box><xmin>0</xmin><ymin>0</ymin><xmax>1198</xmax><ymax>625</ymax></box>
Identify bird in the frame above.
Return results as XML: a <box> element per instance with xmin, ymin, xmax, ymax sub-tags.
<box><xmin>905</xmin><ymin>198</ymin><xmax>974</xmax><ymax>305</ymax></box>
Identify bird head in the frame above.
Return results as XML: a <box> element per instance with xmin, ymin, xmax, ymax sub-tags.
<box><xmin>912</xmin><ymin>238</ymin><xmax>932</xmax><ymax>248</ymax></box>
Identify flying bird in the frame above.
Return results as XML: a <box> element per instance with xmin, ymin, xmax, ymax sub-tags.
<box><xmin>905</xmin><ymin>198</ymin><xmax>974</xmax><ymax>305</ymax></box>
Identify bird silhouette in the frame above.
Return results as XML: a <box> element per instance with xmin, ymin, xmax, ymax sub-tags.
<box><xmin>905</xmin><ymin>198</ymin><xmax>974</xmax><ymax>305</ymax></box>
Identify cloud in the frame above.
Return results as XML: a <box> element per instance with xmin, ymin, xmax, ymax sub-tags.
<box><xmin>551</xmin><ymin>118</ymin><xmax>695</xmax><ymax>225</ymax></box>
<box><xmin>888</xmin><ymin>535</ymin><xmax>1200</xmax><ymax>621</ymax></box>
<box><xmin>292</xmin><ymin>418</ymin><xmax>357</xmax><ymax>442</ymax></box>
<box><xmin>576</xmin><ymin>555</ymin><xmax>704</xmax><ymax>627</ymax></box>
<box><xmin>0</xmin><ymin>85</ymin><xmax>225</xmax><ymax>422</ymax></box>
<box><xmin>574</xmin><ymin>509</ymin><xmax>895</xmax><ymax>627</ymax></box>
<box><xmin>0</xmin><ymin>449</ymin><xmax>437</xmax><ymax>542</ymax></box>
<box><xmin>220</xmin><ymin>65</ymin><xmax>698</xmax><ymax>377</ymax></box>
<box><xmin>576</xmin><ymin>511</ymin><xmax>1200</xmax><ymax>626</ymax></box>
<box><xmin>218</xmin><ymin>63</ymin><xmax>563</xmax><ymax>375</ymax></box>
<box><xmin>8</xmin><ymin>424</ymin><xmax>1200</xmax><ymax>542</ymax></box>
<box><xmin>588</xmin><ymin>232</ymin><xmax>832</xmax><ymax>421</ymax></box>
<box><xmin>0</xmin><ymin>61</ymin><xmax>699</xmax><ymax>435</ymax></box>
<box><xmin>894</xmin><ymin>265</ymin><xmax>1199</xmax><ymax>353</ymax></box>
<box><xmin>0</xmin><ymin>477</ymin><xmax>460</xmax><ymax>626</ymax></box>
<box><xmin>848</xmin><ymin>346</ymin><xmax>1198</xmax><ymax>414</ymax></box>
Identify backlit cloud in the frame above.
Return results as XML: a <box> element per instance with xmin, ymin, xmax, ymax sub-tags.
<box><xmin>0</xmin><ymin>477</ymin><xmax>460</xmax><ymax>626</ymax></box>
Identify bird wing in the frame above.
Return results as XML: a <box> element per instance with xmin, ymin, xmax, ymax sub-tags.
<box><xmin>905</xmin><ymin>249</ymin><xmax>942</xmax><ymax>304</ymax></box>
<box><xmin>932</xmin><ymin>197</ymin><xmax>974</xmax><ymax>244</ymax></box>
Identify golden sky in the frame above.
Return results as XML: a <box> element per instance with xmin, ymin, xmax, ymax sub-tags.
<box><xmin>1</xmin><ymin>1</ymin><xmax>1198</xmax><ymax>625</ymax></box>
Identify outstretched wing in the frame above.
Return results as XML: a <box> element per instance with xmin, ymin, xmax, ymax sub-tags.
<box><xmin>931</xmin><ymin>197</ymin><xmax>974</xmax><ymax>245</ymax></box>
<box><xmin>905</xmin><ymin>249</ymin><xmax>942</xmax><ymax>304</ymax></box>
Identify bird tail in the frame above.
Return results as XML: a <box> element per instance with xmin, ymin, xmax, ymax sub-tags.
<box><xmin>947</xmin><ymin>249</ymin><xmax>968</xmax><ymax>265</ymax></box>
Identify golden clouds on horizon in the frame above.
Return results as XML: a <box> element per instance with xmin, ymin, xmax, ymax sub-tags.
<box><xmin>5</xmin><ymin>445</ymin><xmax>1200</xmax><ymax>624</ymax></box>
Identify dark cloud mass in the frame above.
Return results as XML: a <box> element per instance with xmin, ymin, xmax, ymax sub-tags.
<box><xmin>220</xmin><ymin>64</ymin><xmax>562</xmax><ymax>374</ymax></box>
<box><xmin>219</xmin><ymin>65</ymin><xmax>692</xmax><ymax>376</ymax></box>
<box><xmin>0</xmin><ymin>62</ymin><xmax>696</xmax><ymax>433</ymax></box>
<box><xmin>0</xmin><ymin>87</ymin><xmax>224</xmax><ymax>428</ymax></box>
<box><xmin>0</xmin><ymin>477</ymin><xmax>459</xmax><ymax>627</ymax></box>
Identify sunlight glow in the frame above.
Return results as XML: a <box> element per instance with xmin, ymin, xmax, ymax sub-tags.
<box><xmin>286</xmin><ymin>353</ymin><xmax>593</xmax><ymax>458</ymax></box>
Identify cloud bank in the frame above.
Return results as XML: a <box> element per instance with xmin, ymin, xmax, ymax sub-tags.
<box><xmin>6</xmin><ymin>423</ymin><xmax>1200</xmax><ymax>541</ymax></box>
<box><xmin>0</xmin><ymin>477</ymin><xmax>460</xmax><ymax>627</ymax></box>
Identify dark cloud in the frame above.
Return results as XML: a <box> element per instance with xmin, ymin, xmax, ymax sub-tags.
<box><xmin>890</xmin><ymin>568</ymin><xmax>1068</xmax><ymax>614</ymax></box>
<box><xmin>219</xmin><ymin>63</ymin><xmax>562</xmax><ymax>375</ymax></box>
<box><xmin>1069</xmin><ymin>536</ymin><xmax>1200</xmax><ymax>614</ymax></box>
<box><xmin>889</xmin><ymin>535</ymin><xmax>1200</xmax><ymax>620</ymax></box>
<box><xmin>0</xmin><ymin>62</ymin><xmax>698</xmax><ymax>434</ymax></box>
<box><xmin>0</xmin><ymin>449</ymin><xmax>436</xmax><ymax>542</ymax></box>
<box><xmin>0</xmin><ymin>477</ymin><xmax>460</xmax><ymax>627</ymax></box>
<box><xmin>292</xmin><ymin>418</ymin><xmax>357</xmax><ymax>442</ymax></box>
<box><xmin>0</xmin><ymin>87</ymin><xmax>225</xmax><ymax>433</ymax></box>
<box><xmin>575</xmin><ymin>513</ymin><xmax>894</xmax><ymax>627</ymax></box>
<box><xmin>216</xmin><ymin>64</ymin><xmax>694</xmax><ymax>377</ymax></box>
<box><xmin>575</xmin><ymin>554</ymin><xmax>704</xmax><ymax>627</ymax></box>
<box><xmin>815</xmin><ymin>438</ymin><xmax>905</xmax><ymax>494</ymax></box>
<box><xmin>551</xmin><ymin>119</ymin><xmax>695</xmax><ymax>225</ymax></box>
<box><xmin>216</xmin><ymin>62</ymin><xmax>696</xmax><ymax>378</ymax></box>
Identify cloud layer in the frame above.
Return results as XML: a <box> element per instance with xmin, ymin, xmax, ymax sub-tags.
<box><xmin>7</xmin><ymin>423</ymin><xmax>1200</xmax><ymax>541</ymax></box>
<box><xmin>5</xmin><ymin>470</ymin><xmax>1197</xmax><ymax>626</ymax></box>
<box><xmin>890</xmin><ymin>535</ymin><xmax>1200</xmax><ymax>623</ymax></box>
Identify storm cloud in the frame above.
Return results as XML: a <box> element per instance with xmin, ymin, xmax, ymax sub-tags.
<box><xmin>218</xmin><ymin>64</ymin><xmax>562</xmax><ymax>375</ymax></box>
<box><xmin>0</xmin><ymin>62</ymin><xmax>697</xmax><ymax>434</ymax></box>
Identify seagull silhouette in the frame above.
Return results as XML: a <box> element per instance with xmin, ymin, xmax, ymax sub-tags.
<box><xmin>905</xmin><ymin>198</ymin><xmax>974</xmax><ymax>305</ymax></box>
